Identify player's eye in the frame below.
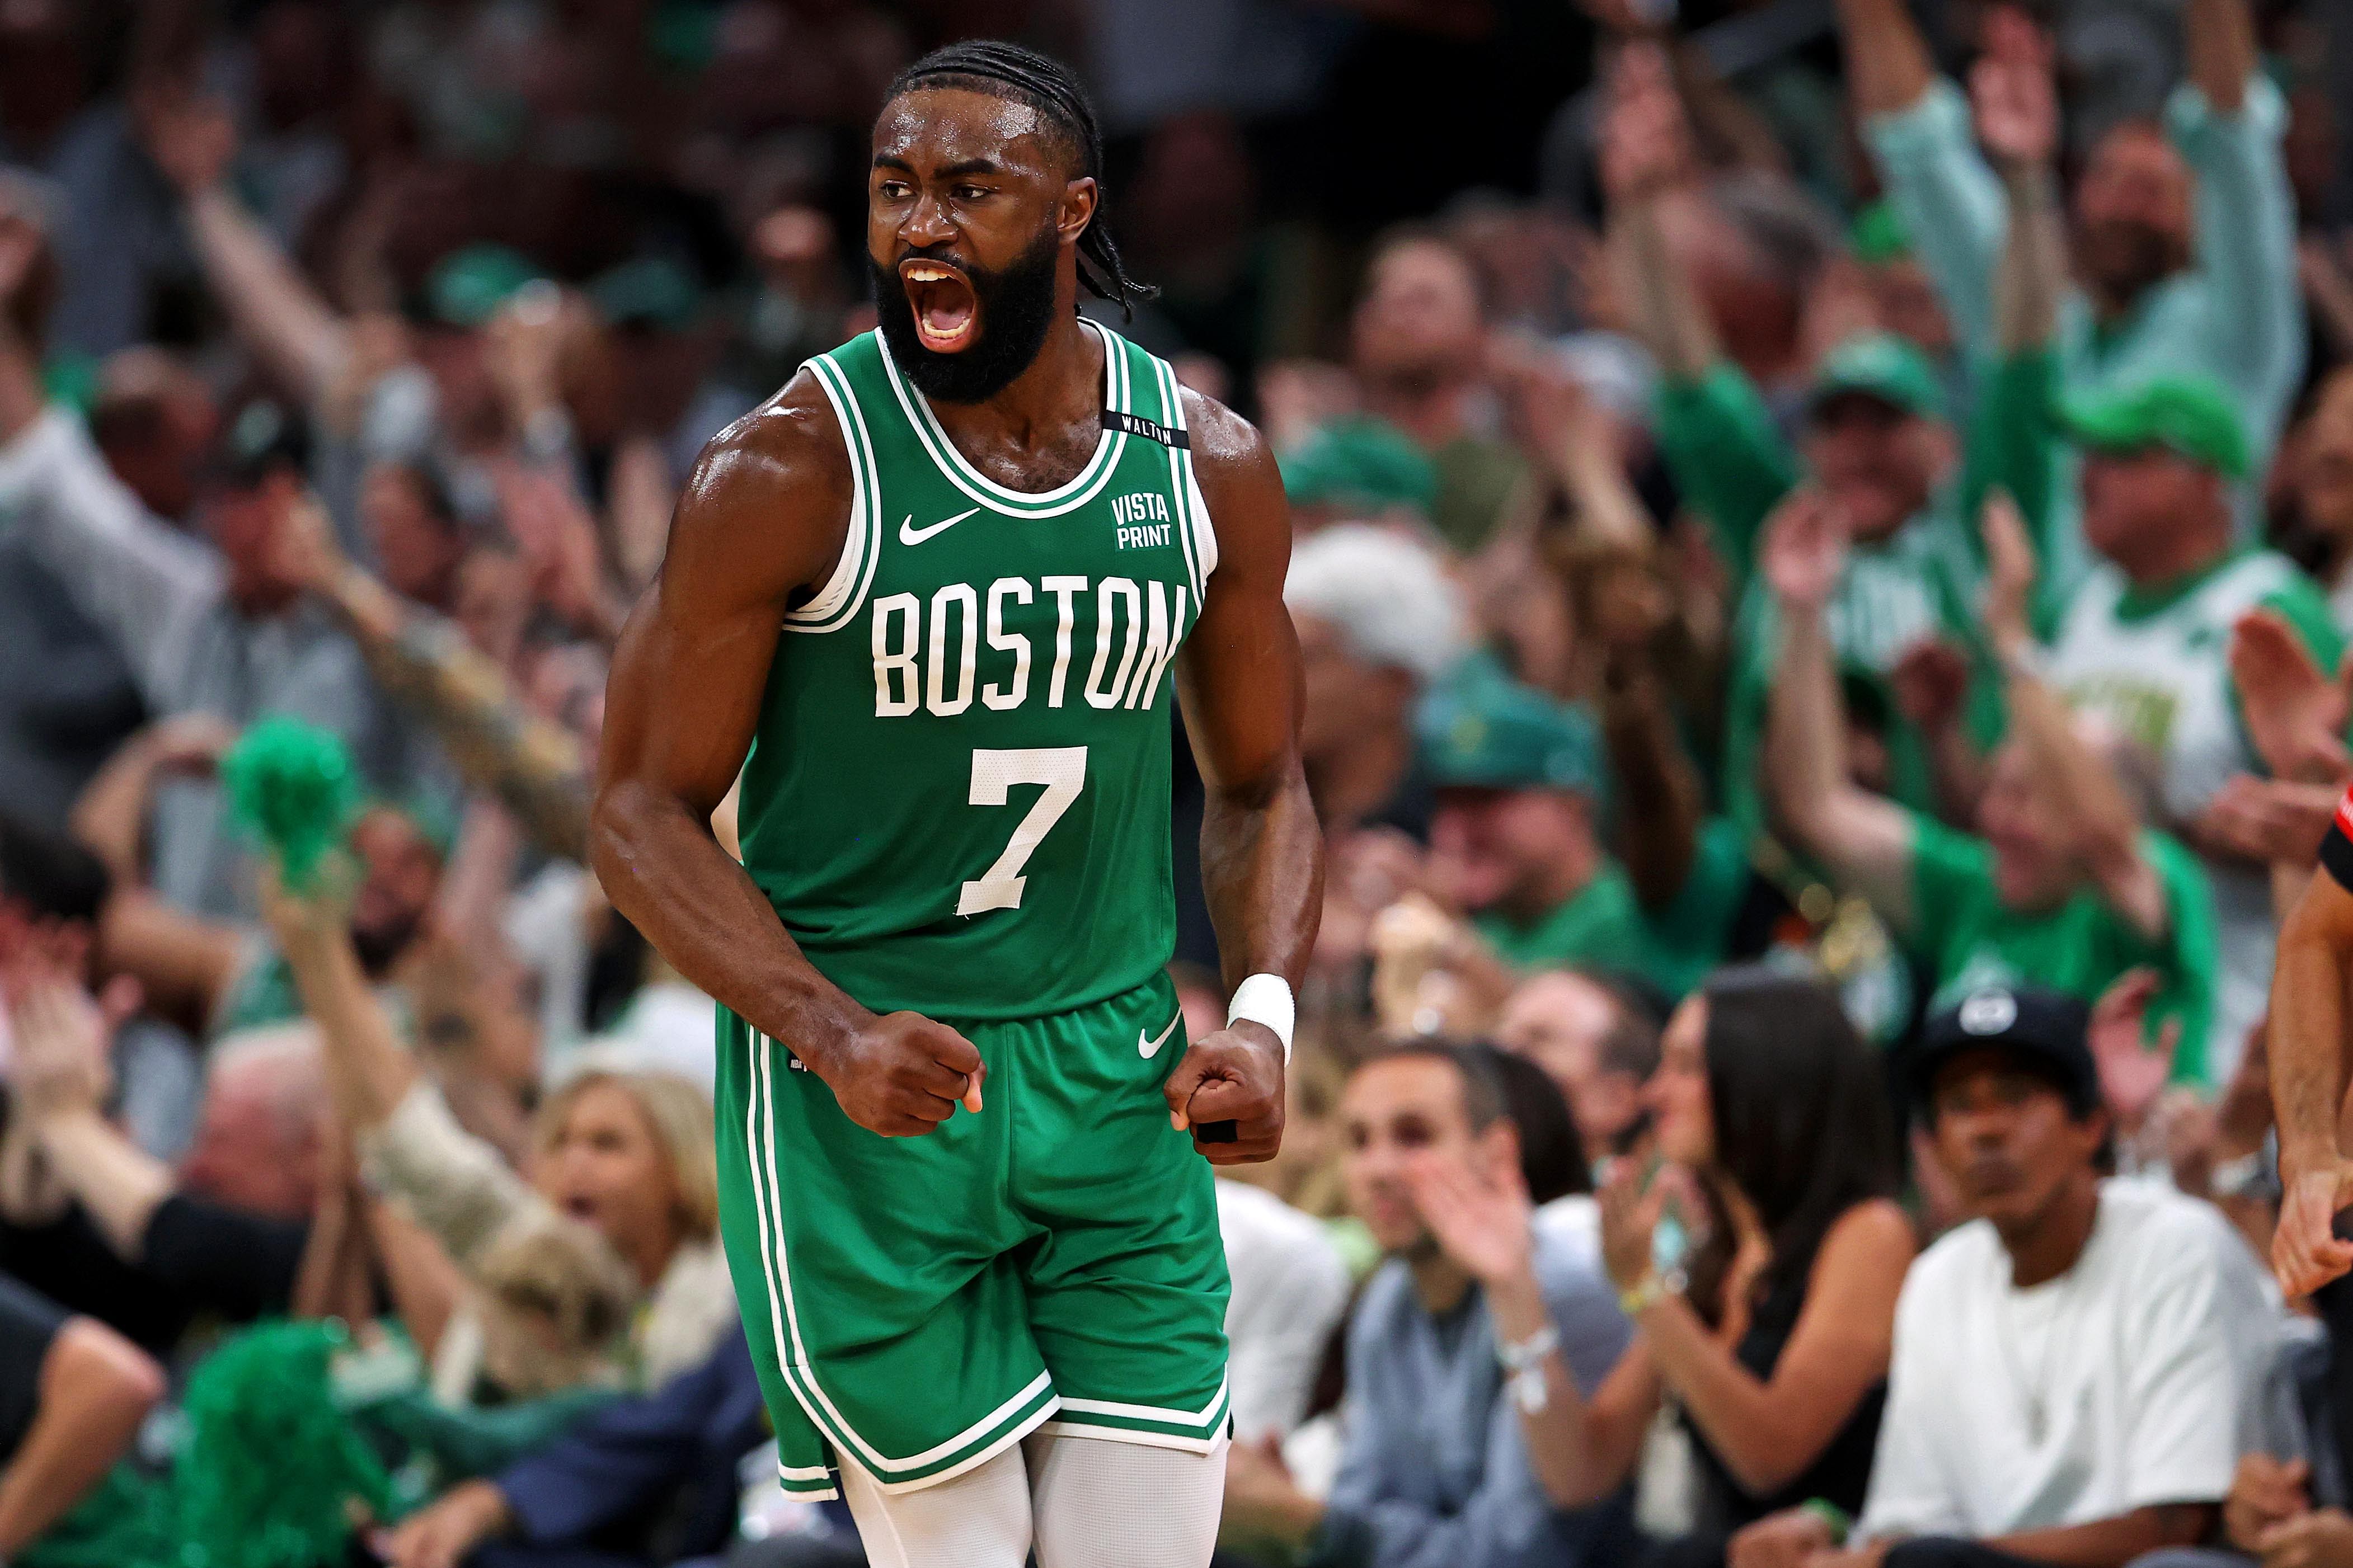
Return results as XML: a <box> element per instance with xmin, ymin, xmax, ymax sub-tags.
<box><xmin>951</xmin><ymin>184</ymin><xmax>989</xmax><ymax>201</ymax></box>
<box><xmin>877</xmin><ymin>180</ymin><xmax>909</xmax><ymax>200</ymax></box>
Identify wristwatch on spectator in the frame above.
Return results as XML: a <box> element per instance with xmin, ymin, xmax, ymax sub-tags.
<box><xmin>1496</xmin><ymin>1324</ymin><xmax>1560</xmax><ymax>1414</ymax></box>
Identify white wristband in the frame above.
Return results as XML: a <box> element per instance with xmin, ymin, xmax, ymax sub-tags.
<box><xmin>1226</xmin><ymin>973</ymin><xmax>1295</xmax><ymax>1062</ymax></box>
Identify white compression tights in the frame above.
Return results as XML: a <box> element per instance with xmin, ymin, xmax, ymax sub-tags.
<box><xmin>837</xmin><ymin>1430</ymin><xmax>1229</xmax><ymax>1568</ymax></box>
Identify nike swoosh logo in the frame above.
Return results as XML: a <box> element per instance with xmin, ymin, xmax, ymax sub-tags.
<box><xmin>899</xmin><ymin>507</ymin><xmax>981</xmax><ymax>547</ymax></box>
<box><xmin>1139</xmin><ymin>1010</ymin><xmax>1183</xmax><ymax>1060</ymax></box>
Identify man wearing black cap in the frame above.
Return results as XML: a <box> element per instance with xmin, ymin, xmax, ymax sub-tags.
<box><xmin>1731</xmin><ymin>987</ymin><xmax>2265</xmax><ymax>1568</ymax></box>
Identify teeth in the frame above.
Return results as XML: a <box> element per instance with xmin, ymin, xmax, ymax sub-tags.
<box><xmin>906</xmin><ymin>265</ymin><xmax>954</xmax><ymax>281</ymax></box>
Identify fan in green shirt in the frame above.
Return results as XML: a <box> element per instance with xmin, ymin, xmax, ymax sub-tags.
<box><xmin>1758</xmin><ymin>487</ymin><xmax>2220</xmax><ymax>1084</ymax></box>
<box><xmin>1661</xmin><ymin>339</ymin><xmax>2050</xmax><ymax>837</ymax></box>
<box><xmin>1601</xmin><ymin>32</ymin><xmax>2068</xmax><ymax>834</ymax></box>
<box><xmin>1419</xmin><ymin>661</ymin><xmax>1749</xmax><ymax>1000</ymax></box>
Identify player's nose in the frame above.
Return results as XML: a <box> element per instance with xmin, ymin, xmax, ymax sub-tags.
<box><xmin>899</xmin><ymin>191</ymin><xmax>957</xmax><ymax>249</ymax></box>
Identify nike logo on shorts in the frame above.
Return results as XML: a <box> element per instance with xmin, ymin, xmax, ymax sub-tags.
<box><xmin>1139</xmin><ymin>1010</ymin><xmax>1183</xmax><ymax>1060</ymax></box>
<box><xmin>899</xmin><ymin>507</ymin><xmax>981</xmax><ymax>547</ymax></box>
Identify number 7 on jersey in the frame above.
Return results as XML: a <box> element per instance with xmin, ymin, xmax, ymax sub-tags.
<box><xmin>957</xmin><ymin>747</ymin><xmax>1087</xmax><ymax>916</ymax></box>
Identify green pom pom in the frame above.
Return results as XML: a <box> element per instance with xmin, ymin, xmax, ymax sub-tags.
<box><xmin>221</xmin><ymin>719</ymin><xmax>356</xmax><ymax>892</ymax></box>
<box><xmin>1850</xmin><ymin>200</ymin><xmax>1912</xmax><ymax>267</ymax></box>
<box><xmin>174</xmin><ymin>1321</ymin><xmax>392</xmax><ymax>1568</ymax></box>
<box><xmin>1854</xmin><ymin>200</ymin><xmax>1910</xmax><ymax>266</ymax></box>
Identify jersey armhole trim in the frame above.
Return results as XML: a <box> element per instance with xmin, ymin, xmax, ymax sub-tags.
<box><xmin>1147</xmin><ymin>353</ymin><xmax>1219</xmax><ymax>595</ymax></box>
<box><xmin>783</xmin><ymin>354</ymin><xmax>882</xmax><ymax>634</ymax></box>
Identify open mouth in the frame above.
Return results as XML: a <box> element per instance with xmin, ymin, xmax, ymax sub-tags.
<box><xmin>900</xmin><ymin>258</ymin><xmax>978</xmax><ymax>352</ymax></box>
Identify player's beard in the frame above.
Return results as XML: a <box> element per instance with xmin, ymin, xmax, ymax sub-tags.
<box><xmin>872</xmin><ymin>225</ymin><xmax>1062</xmax><ymax>405</ymax></box>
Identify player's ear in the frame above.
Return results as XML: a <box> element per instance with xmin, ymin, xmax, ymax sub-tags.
<box><xmin>1058</xmin><ymin>176</ymin><xmax>1098</xmax><ymax>245</ymax></box>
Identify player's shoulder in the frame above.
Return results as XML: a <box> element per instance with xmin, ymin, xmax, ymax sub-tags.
<box><xmin>687</xmin><ymin>366</ymin><xmax>853</xmax><ymax>504</ymax></box>
<box><xmin>1177</xmin><ymin>384</ymin><xmax>1276</xmax><ymax>481</ymax></box>
<box><xmin>1176</xmin><ymin>384</ymin><xmax>1288</xmax><ymax>571</ymax></box>
<box><xmin>664</xmin><ymin>365</ymin><xmax>855</xmax><ymax>600</ymax></box>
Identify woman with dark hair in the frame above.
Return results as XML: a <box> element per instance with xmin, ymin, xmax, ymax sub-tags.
<box><xmin>1511</xmin><ymin>967</ymin><xmax>1914</xmax><ymax>1567</ymax></box>
<box><xmin>1478</xmin><ymin>1042</ymin><xmax>1591</xmax><ymax>1204</ymax></box>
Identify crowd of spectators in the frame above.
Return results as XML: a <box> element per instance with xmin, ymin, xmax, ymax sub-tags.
<box><xmin>10</xmin><ymin>0</ymin><xmax>2353</xmax><ymax>1565</ymax></box>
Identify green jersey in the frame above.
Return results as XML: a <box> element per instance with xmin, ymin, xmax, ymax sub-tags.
<box><xmin>1904</xmin><ymin>814</ymin><xmax>2220</xmax><ymax>1086</ymax></box>
<box><xmin>1654</xmin><ymin>351</ymin><xmax>2055</xmax><ymax>834</ymax></box>
<box><xmin>736</xmin><ymin>323</ymin><xmax>1211</xmax><ymax>1021</ymax></box>
<box><xmin>1473</xmin><ymin>861</ymin><xmax>1650</xmax><ymax>977</ymax></box>
<box><xmin>1471</xmin><ymin>821</ymin><xmax>1752</xmax><ymax>1001</ymax></box>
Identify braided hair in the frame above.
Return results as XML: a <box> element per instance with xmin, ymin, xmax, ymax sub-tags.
<box><xmin>884</xmin><ymin>41</ymin><xmax>1157</xmax><ymax>321</ymax></box>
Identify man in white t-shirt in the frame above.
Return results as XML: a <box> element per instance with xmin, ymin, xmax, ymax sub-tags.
<box><xmin>1729</xmin><ymin>987</ymin><xmax>2267</xmax><ymax>1568</ymax></box>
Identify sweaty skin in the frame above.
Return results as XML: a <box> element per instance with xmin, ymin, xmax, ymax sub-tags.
<box><xmin>589</xmin><ymin>86</ymin><xmax>1321</xmax><ymax>1164</ymax></box>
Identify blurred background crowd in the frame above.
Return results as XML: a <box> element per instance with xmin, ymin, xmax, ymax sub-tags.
<box><xmin>8</xmin><ymin>0</ymin><xmax>2353</xmax><ymax>1565</ymax></box>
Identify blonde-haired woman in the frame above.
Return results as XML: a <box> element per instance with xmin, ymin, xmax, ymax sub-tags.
<box><xmin>265</xmin><ymin>867</ymin><xmax>736</xmax><ymax>1390</ymax></box>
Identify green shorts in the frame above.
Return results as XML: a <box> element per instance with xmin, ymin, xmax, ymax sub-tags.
<box><xmin>715</xmin><ymin>972</ymin><xmax>1231</xmax><ymax>1500</ymax></box>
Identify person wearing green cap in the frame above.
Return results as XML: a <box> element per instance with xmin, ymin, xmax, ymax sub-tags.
<box><xmin>1419</xmin><ymin>662</ymin><xmax>1654</xmax><ymax>981</ymax></box>
<box><xmin>1763</xmin><ymin>487</ymin><xmax>2220</xmax><ymax>1085</ymax></box>
<box><xmin>1601</xmin><ymin>41</ymin><xmax>2063</xmax><ymax>839</ymax></box>
<box><xmin>1279</xmin><ymin>415</ymin><xmax>1441</xmax><ymax>532</ymax></box>
<box><xmin>426</xmin><ymin>245</ymin><xmax>551</xmax><ymax>332</ymax></box>
<box><xmin>1843</xmin><ymin>0</ymin><xmax>2301</xmax><ymax>590</ymax></box>
<box><xmin>1849</xmin><ymin>201</ymin><xmax>1961</xmax><ymax>402</ymax></box>
<box><xmin>2041</xmin><ymin>370</ymin><xmax>2339</xmax><ymax>1080</ymax></box>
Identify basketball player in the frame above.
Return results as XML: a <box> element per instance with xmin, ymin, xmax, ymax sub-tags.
<box><xmin>589</xmin><ymin>41</ymin><xmax>1324</xmax><ymax>1568</ymax></box>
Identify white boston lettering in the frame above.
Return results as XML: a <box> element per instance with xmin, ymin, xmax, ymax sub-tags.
<box><xmin>982</xmin><ymin>578</ymin><xmax>1033</xmax><ymax>711</ymax></box>
<box><xmin>926</xmin><ymin>583</ymin><xmax>979</xmax><ymax>715</ymax></box>
<box><xmin>1085</xmin><ymin>578</ymin><xmax>1144</xmax><ymax>709</ymax></box>
<box><xmin>1126</xmin><ymin>581</ymin><xmax>1186</xmax><ymax>709</ymax></box>
<box><xmin>870</xmin><ymin>572</ymin><xmax>1192</xmax><ymax>719</ymax></box>
<box><xmin>1041</xmin><ymin>575</ymin><xmax>1086</xmax><ymax>709</ymax></box>
<box><xmin>871</xmin><ymin>593</ymin><xmax>920</xmax><ymax>717</ymax></box>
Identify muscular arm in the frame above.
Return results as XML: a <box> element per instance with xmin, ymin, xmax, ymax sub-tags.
<box><xmin>2271</xmin><ymin>863</ymin><xmax>2353</xmax><ymax>1292</ymax></box>
<box><xmin>1170</xmin><ymin>394</ymin><xmax>1324</xmax><ymax>1164</ymax></box>
<box><xmin>2276</xmin><ymin>868</ymin><xmax>2353</xmax><ymax>1170</ymax></box>
<box><xmin>590</xmin><ymin>378</ymin><xmax>983</xmax><ymax>1137</ymax></box>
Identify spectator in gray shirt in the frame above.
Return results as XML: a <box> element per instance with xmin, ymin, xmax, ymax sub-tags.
<box><xmin>1218</xmin><ymin>1042</ymin><xmax>1633</xmax><ymax>1568</ymax></box>
<box><xmin>0</xmin><ymin>363</ymin><xmax>443</xmax><ymax>919</ymax></box>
